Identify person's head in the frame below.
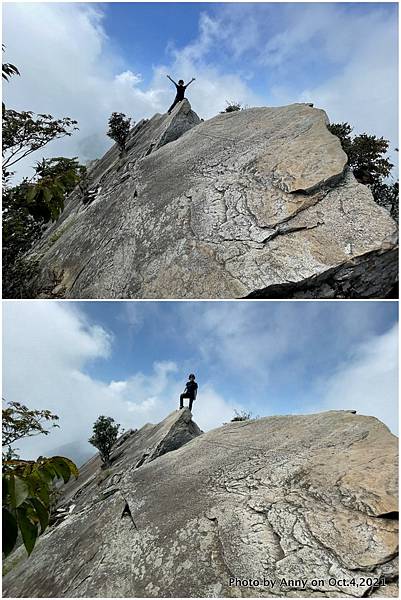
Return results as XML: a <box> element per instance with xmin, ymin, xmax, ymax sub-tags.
<box><xmin>178</xmin><ymin>79</ymin><xmax>184</xmax><ymax>86</ymax></box>
<box><xmin>188</xmin><ymin>373</ymin><xmax>196</xmax><ymax>380</ymax></box>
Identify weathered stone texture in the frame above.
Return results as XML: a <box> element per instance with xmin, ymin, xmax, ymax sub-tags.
<box><xmin>29</xmin><ymin>101</ymin><xmax>397</xmax><ymax>299</ymax></box>
<box><xmin>3</xmin><ymin>409</ymin><xmax>398</xmax><ymax>598</ymax></box>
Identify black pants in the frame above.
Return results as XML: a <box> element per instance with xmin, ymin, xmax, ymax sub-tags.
<box><xmin>168</xmin><ymin>97</ymin><xmax>182</xmax><ymax>114</ymax></box>
<box><xmin>180</xmin><ymin>393</ymin><xmax>194</xmax><ymax>411</ymax></box>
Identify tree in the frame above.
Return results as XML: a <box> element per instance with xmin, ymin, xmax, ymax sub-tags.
<box><xmin>2</xmin><ymin>400</ymin><xmax>60</xmax><ymax>460</ymax></box>
<box><xmin>2</xmin><ymin>110</ymin><xmax>78</xmax><ymax>181</ymax></box>
<box><xmin>328</xmin><ymin>122</ymin><xmax>398</xmax><ymax>219</ymax></box>
<box><xmin>3</xmin><ymin>157</ymin><xmax>86</xmax><ymax>298</ymax></box>
<box><xmin>89</xmin><ymin>416</ymin><xmax>121</xmax><ymax>466</ymax></box>
<box><xmin>107</xmin><ymin>112</ymin><xmax>132</xmax><ymax>153</ymax></box>
<box><xmin>2</xmin><ymin>54</ymin><xmax>84</xmax><ymax>297</ymax></box>
<box><xmin>28</xmin><ymin>157</ymin><xmax>86</xmax><ymax>221</ymax></box>
<box><xmin>370</xmin><ymin>180</ymin><xmax>399</xmax><ymax>221</ymax></box>
<box><xmin>2</xmin><ymin>399</ymin><xmax>78</xmax><ymax>557</ymax></box>
<box><xmin>328</xmin><ymin>122</ymin><xmax>393</xmax><ymax>184</ymax></box>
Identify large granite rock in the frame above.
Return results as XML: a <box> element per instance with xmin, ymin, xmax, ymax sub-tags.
<box><xmin>3</xmin><ymin>409</ymin><xmax>398</xmax><ymax>597</ymax></box>
<box><xmin>28</xmin><ymin>100</ymin><xmax>397</xmax><ymax>299</ymax></box>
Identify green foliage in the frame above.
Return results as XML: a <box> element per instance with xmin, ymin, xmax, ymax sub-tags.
<box><xmin>2</xmin><ymin>400</ymin><xmax>59</xmax><ymax>460</ymax></box>
<box><xmin>223</xmin><ymin>101</ymin><xmax>242</xmax><ymax>113</ymax></box>
<box><xmin>328</xmin><ymin>121</ymin><xmax>398</xmax><ymax>219</ymax></box>
<box><xmin>2</xmin><ymin>256</ymin><xmax>40</xmax><ymax>300</ymax></box>
<box><xmin>2</xmin><ymin>400</ymin><xmax>77</xmax><ymax>557</ymax></box>
<box><xmin>2</xmin><ymin>186</ymin><xmax>43</xmax><ymax>264</ymax></box>
<box><xmin>35</xmin><ymin>156</ymin><xmax>86</xmax><ymax>186</ymax></box>
<box><xmin>370</xmin><ymin>181</ymin><xmax>399</xmax><ymax>221</ymax></box>
<box><xmin>89</xmin><ymin>416</ymin><xmax>121</xmax><ymax>466</ymax></box>
<box><xmin>2</xmin><ymin>45</ymin><xmax>20</xmax><ymax>117</ymax></box>
<box><xmin>2</xmin><ymin>110</ymin><xmax>78</xmax><ymax>179</ymax></box>
<box><xmin>28</xmin><ymin>157</ymin><xmax>86</xmax><ymax>222</ymax></box>
<box><xmin>2</xmin><ymin>456</ymin><xmax>78</xmax><ymax>557</ymax></box>
<box><xmin>107</xmin><ymin>112</ymin><xmax>132</xmax><ymax>153</ymax></box>
<box><xmin>2</xmin><ymin>45</ymin><xmax>20</xmax><ymax>83</ymax></box>
<box><xmin>2</xmin><ymin>54</ymin><xmax>83</xmax><ymax>297</ymax></box>
<box><xmin>3</xmin><ymin>158</ymin><xmax>86</xmax><ymax>298</ymax></box>
<box><xmin>328</xmin><ymin>121</ymin><xmax>394</xmax><ymax>182</ymax></box>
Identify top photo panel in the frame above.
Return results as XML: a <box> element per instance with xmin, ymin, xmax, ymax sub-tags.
<box><xmin>3</xmin><ymin>2</ymin><xmax>398</xmax><ymax>299</ymax></box>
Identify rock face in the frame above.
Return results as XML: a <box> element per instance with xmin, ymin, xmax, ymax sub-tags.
<box><xmin>29</xmin><ymin>101</ymin><xmax>397</xmax><ymax>299</ymax></box>
<box><xmin>3</xmin><ymin>409</ymin><xmax>398</xmax><ymax>598</ymax></box>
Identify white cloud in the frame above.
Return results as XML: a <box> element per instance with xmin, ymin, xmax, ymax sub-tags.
<box><xmin>2</xmin><ymin>3</ymin><xmax>260</xmax><ymax>181</ymax></box>
<box><xmin>2</xmin><ymin>302</ymin><xmax>236</xmax><ymax>464</ymax></box>
<box><xmin>177</xmin><ymin>302</ymin><xmax>398</xmax><ymax>434</ymax></box>
<box><xmin>114</xmin><ymin>70</ymin><xmax>142</xmax><ymax>86</ymax></box>
<box><xmin>2</xmin><ymin>301</ymin><xmax>398</xmax><ymax>467</ymax></box>
<box><xmin>306</xmin><ymin>324</ymin><xmax>399</xmax><ymax>435</ymax></box>
<box><xmin>179</xmin><ymin>302</ymin><xmax>331</xmax><ymax>379</ymax></box>
<box><xmin>259</xmin><ymin>4</ymin><xmax>398</xmax><ymax>172</ymax></box>
<box><xmin>4</xmin><ymin>3</ymin><xmax>397</xmax><ymax>182</ymax></box>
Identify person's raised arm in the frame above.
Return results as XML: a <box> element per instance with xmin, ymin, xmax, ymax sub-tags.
<box><xmin>167</xmin><ymin>74</ymin><xmax>177</xmax><ymax>86</ymax></box>
<box><xmin>186</xmin><ymin>78</ymin><xmax>196</xmax><ymax>87</ymax></box>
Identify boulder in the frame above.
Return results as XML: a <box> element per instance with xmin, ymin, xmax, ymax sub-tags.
<box><xmin>28</xmin><ymin>101</ymin><xmax>397</xmax><ymax>298</ymax></box>
<box><xmin>3</xmin><ymin>410</ymin><xmax>398</xmax><ymax>597</ymax></box>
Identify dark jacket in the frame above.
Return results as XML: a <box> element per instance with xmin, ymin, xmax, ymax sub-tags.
<box><xmin>184</xmin><ymin>380</ymin><xmax>198</xmax><ymax>399</ymax></box>
<box><xmin>175</xmin><ymin>84</ymin><xmax>187</xmax><ymax>100</ymax></box>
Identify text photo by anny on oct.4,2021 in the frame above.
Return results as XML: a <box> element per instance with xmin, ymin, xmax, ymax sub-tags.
<box><xmin>228</xmin><ymin>576</ymin><xmax>388</xmax><ymax>591</ymax></box>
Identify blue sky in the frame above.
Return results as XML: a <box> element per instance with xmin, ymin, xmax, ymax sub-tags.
<box><xmin>3</xmin><ymin>2</ymin><xmax>398</xmax><ymax>181</ymax></box>
<box><xmin>2</xmin><ymin>300</ymin><xmax>398</xmax><ymax>465</ymax></box>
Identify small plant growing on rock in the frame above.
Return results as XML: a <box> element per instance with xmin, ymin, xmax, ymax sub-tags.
<box><xmin>231</xmin><ymin>409</ymin><xmax>255</xmax><ymax>422</ymax></box>
<box><xmin>107</xmin><ymin>112</ymin><xmax>132</xmax><ymax>154</ymax></box>
<box><xmin>89</xmin><ymin>416</ymin><xmax>120</xmax><ymax>467</ymax></box>
<box><xmin>223</xmin><ymin>101</ymin><xmax>242</xmax><ymax>113</ymax></box>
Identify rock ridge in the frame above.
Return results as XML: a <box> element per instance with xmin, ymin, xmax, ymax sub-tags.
<box><xmin>3</xmin><ymin>409</ymin><xmax>398</xmax><ymax>598</ymax></box>
<box><xmin>28</xmin><ymin>101</ymin><xmax>397</xmax><ymax>299</ymax></box>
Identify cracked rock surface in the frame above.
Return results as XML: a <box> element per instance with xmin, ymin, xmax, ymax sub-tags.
<box><xmin>29</xmin><ymin>101</ymin><xmax>397</xmax><ymax>299</ymax></box>
<box><xmin>3</xmin><ymin>409</ymin><xmax>398</xmax><ymax>598</ymax></box>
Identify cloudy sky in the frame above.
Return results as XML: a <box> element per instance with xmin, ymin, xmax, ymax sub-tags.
<box><xmin>2</xmin><ymin>300</ymin><xmax>398</xmax><ymax>465</ymax></box>
<box><xmin>3</xmin><ymin>2</ymin><xmax>398</xmax><ymax>182</ymax></box>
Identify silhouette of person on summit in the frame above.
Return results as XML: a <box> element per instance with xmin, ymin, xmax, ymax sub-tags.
<box><xmin>167</xmin><ymin>75</ymin><xmax>195</xmax><ymax>114</ymax></box>
<box><xmin>179</xmin><ymin>373</ymin><xmax>198</xmax><ymax>412</ymax></box>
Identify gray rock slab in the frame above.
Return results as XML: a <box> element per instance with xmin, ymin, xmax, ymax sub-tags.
<box><xmin>57</xmin><ymin>408</ymin><xmax>201</xmax><ymax>512</ymax></box>
<box><xmin>28</xmin><ymin>102</ymin><xmax>397</xmax><ymax>298</ymax></box>
<box><xmin>3</xmin><ymin>410</ymin><xmax>398</xmax><ymax>597</ymax></box>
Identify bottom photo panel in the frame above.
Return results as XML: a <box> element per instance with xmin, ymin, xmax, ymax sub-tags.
<box><xmin>2</xmin><ymin>300</ymin><xmax>398</xmax><ymax>598</ymax></box>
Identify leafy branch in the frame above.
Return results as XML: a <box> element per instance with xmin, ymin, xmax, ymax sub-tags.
<box><xmin>3</xmin><ymin>456</ymin><xmax>78</xmax><ymax>557</ymax></box>
<box><xmin>2</xmin><ymin>400</ymin><xmax>59</xmax><ymax>452</ymax></box>
<box><xmin>2</xmin><ymin>110</ymin><xmax>78</xmax><ymax>173</ymax></box>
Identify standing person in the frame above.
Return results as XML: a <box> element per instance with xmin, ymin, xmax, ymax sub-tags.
<box><xmin>179</xmin><ymin>373</ymin><xmax>198</xmax><ymax>412</ymax></box>
<box><xmin>167</xmin><ymin>75</ymin><xmax>196</xmax><ymax>114</ymax></box>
